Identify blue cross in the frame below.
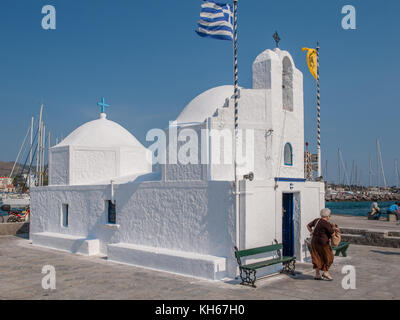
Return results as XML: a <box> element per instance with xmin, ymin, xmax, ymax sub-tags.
<box><xmin>97</xmin><ymin>97</ymin><xmax>110</xmax><ymax>113</ymax></box>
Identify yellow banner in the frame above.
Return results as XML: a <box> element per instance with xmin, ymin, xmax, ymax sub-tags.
<box><xmin>302</xmin><ymin>47</ymin><xmax>317</xmax><ymax>80</ymax></box>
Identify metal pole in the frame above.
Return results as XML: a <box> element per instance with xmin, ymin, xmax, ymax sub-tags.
<box><xmin>47</xmin><ymin>131</ymin><xmax>51</xmax><ymax>186</ymax></box>
<box><xmin>233</xmin><ymin>0</ymin><xmax>240</xmax><ymax>250</ymax></box>
<box><xmin>377</xmin><ymin>139</ymin><xmax>387</xmax><ymax>188</ymax></box>
<box><xmin>29</xmin><ymin>116</ymin><xmax>33</xmax><ymax>188</ymax></box>
<box><xmin>36</xmin><ymin>105</ymin><xmax>43</xmax><ymax>186</ymax></box>
<box><xmin>41</xmin><ymin>125</ymin><xmax>46</xmax><ymax>186</ymax></box>
<box><xmin>338</xmin><ymin>148</ymin><xmax>341</xmax><ymax>185</ymax></box>
<box><xmin>316</xmin><ymin>42</ymin><xmax>321</xmax><ymax>179</ymax></box>
<box><xmin>376</xmin><ymin>139</ymin><xmax>380</xmax><ymax>187</ymax></box>
<box><xmin>325</xmin><ymin>159</ymin><xmax>328</xmax><ymax>182</ymax></box>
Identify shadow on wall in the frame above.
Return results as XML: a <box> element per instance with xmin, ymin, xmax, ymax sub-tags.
<box><xmin>294</xmin><ymin>192</ymin><xmax>302</xmax><ymax>260</ymax></box>
<box><xmin>204</xmin><ymin>181</ymin><xmax>237</xmax><ymax>278</ymax></box>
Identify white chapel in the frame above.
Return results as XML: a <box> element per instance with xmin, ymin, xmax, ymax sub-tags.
<box><xmin>30</xmin><ymin>47</ymin><xmax>325</xmax><ymax>281</ymax></box>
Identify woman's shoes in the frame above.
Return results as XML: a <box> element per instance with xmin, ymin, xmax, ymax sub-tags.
<box><xmin>321</xmin><ymin>273</ymin><xmax>333</xmax><ymax>281</ymax></box>
<box><xmin>314</xmin><ymin>276</ymin><xmax>323</xmax><ymax>280</ymax></box>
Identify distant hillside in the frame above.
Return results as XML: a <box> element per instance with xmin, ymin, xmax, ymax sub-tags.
<box><xmin>0</xmin><ymin>161</ymin><xmax>30</xmax><ymax>177</ymax></box>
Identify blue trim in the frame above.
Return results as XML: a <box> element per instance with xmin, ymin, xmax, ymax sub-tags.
<box><xmin>284</xmin><ymin>143</ymin><xmax>293</xmax><ymax>166</ymax></box>
<box><xmin>275</xmin><ymin>177</ymin><xmax>306</xmax><ymax>182</ymax></box>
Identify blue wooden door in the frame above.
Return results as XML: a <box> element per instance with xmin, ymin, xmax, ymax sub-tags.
<box><xmin>282</xmin><ymin>193</ymin><xmax>294</xmax><ymax>257</ymax></box>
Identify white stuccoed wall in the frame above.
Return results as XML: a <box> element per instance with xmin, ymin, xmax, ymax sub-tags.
<box><xmin>30</xmin><ymin>179</ymin><xmax>238</xmax><ymax>278</ymax></box>
<box><xmin>240</xmin><ymin>180</ymin><xmax>325</xmax><ymax>261</ymax></box>
<box><xmin>49</xmin><ymin>146</ymin><xmax>70</xmax><ymax>185</ymax></box>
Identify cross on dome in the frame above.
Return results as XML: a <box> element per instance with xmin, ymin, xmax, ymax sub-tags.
<box><xmin>97</xmin><ymin>97</ymin><xmax>110</xmax><ymax>114</ymax></box>
<box><xmin>273</xmin><ymin>31</ymin><xmax>280</xmax><ymax>48</ymax></box>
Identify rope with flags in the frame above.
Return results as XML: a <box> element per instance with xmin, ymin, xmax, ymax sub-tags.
<box><xmin>196</xmin><ymin>0</ymin><xmax>240</xmax><ymax>249</ymax></box>
<box><xmin>302</xmin><ymin>44</ymin><xmax>322</xmax><ymax>179</ymax></box>
<box><xmin>316</xmin><ymin>42</ymin><xmax>321</xmax><ymax>179</ymax></box>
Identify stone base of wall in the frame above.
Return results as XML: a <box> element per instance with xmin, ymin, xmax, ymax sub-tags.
<box><xmin>341</xmin><ymin>228</ymin><xmax>400</xmax><ymax>248</ymax></box>
<box><xmin>0</xmin><ymin>222</ymin><xmax>29</xmax><ymax>236</ymax></box>
<box><xmin>31</xmin><ymin>232</ymin><xmax>100</xmax><ymax>256</ymax></box>
<box><xmin>107</xmin><ymin>242</ymin><xmax>227</xmax><ymax>281</ymax></box>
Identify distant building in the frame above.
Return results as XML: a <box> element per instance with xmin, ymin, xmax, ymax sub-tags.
<box><xmin>5</xmin><ymin>184</ymin><xmax>15</xmax><ymax>193</ymax></box>
<box><xmin>0</xmin><ymin>177</ymin><xmax>12</xmax><ymax>191</ymax></box>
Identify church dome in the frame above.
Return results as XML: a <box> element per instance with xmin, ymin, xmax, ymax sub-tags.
<box><xmin>50</xmin><ymin>112</ymin><xmax>152</xmax><ymax>186</ymax></box>
<box><xmin>176</xmin><ymin>85</ymin><xmax>235</xmax><ymax>125</ymax></box>
<box><xmin>57</xmin><ymin>113</ymin><xmax>144</xmax><ymax>149</ymax></box>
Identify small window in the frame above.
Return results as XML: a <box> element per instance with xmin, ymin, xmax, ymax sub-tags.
<box><xmin>284</xmin><ymin>143</ymin><xmax>293</xmax><ymax>166</ymax></box>
<box><xmin>106</xmin><ymin>200</ymin><xmax>116</xmax><ymax>224</ymax></box>
<box><xmin>62</xmin><ymin>204</ymin><xmax>69</xmax><ymax>227</ymax></box>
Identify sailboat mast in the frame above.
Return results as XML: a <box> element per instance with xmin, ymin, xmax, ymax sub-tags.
<box><xmin>48</xmin><ymin>131</ymin><xmax>51</xmax><ymax>183</ymax></box>
<box><xmin>369</xmin><ymin>155</ymin><xmax>373</xmax><ymax>187</ymax></box>
<box><xmin>355</xmin><ymin>164</ymin><xmax>358</xmax><ymax>186</ymax></box>
<box><xmin>339</xmin><ymin>149</ymin><xmax>350</xmax><ymax>186</ymax></box>
<box><xmin>325</xmin><ymin>159</ymin><xmax>328</xmax><ymax>182</ymax></box>
<box><xmin>338</xmin><ymin>149</ymin><xmax>341</xmax><ymax>185</ymax></box>
<box><xmin>377</xmin><ymin>139</ymin><xmax>387</xmax><ymax>188</ymax></box>
<box><xmin>41</xmin><ymin>125</ymin><xmax>46</xmax><ymax>186</ymax></box>
<box><xmin>36</xmin><ymin>105</ymin><xmax>43</xmax><ymax>186</ymax></box>
<box><xmin>376</xmin><ymin>139</ymin><xmax>380</xmax><ymax>187</ymax></box>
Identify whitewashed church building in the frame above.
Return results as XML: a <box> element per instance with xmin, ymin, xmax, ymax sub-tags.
<box><xmin>30</xmin><ymin>47</ymin><xmax>325</xmax><ymax>281</ymax></box>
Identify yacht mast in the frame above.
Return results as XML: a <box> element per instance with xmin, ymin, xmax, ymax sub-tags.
<box><xmin>9</xmin><ymin>125</ymin><xmax>30</xmax><ymax>179</ymax></box>
<box><xmin>338</xmin><ymin>149</ymin><xmax>341</xmax><ymax>185</ymax></box>
<box><xmin>376</xmin><ymin>139</ymin><xmax>387</xmax><ymax>188</ymax></box>
<box><xmin>36</xmin><ymin>105</ymin><xmax>43</xmax><ymax>186</ymax></box>
<box><xmin>369</xmin><ymin>155</ymin><xmax>373</xmax><ymax>187</ymax></box>
<box><xmin>29</xmin><ymin>116</ymin><xmax>34</xmax><ymax>189</ymax></box>
<box><xmin>339</xmin><ymin>149</ymin><xmax>350</xmax><ymax>186</ymax></box>
<box><xmin>48</xmin><ymin>131</ymin><xmax>51</xmax><ymax>179</ymax></box>
<box><xmin>41</xmin><ymin>125</ymin><xmax>46</xmax><ymax>186</ymax></box>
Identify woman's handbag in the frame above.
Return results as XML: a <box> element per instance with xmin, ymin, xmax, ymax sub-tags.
<box><xmin>331</xmin><ymin>224</ymin><xmax>341</xmax><ymax>247</ymax></box>
<box><xmin>305</xmin><ymin>219</ymin><xmax>321</xmax><ymax>251</ymax></box>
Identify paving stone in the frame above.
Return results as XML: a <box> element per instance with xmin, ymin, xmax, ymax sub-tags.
<box><xmin>0</xmin><ymin>235</ymin><xmax>399</xmax><ymax>300</ymax></box>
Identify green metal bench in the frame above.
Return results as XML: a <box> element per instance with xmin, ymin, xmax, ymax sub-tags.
<box><xmin>234</xmin><ymin>243</ymin><xmax>296</xmax><ymax>287</ymax></box>
<box><xmin>306</xmin><ymin>241</ymin><xmax>350</xmax><ymax>257</ymax></box>
<box><xmin>331</xmin><ymin>242</ymin><xmax>350</xmax><ymax>257</ymax></box>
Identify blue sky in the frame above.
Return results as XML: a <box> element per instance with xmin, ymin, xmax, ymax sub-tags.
<box><xmin>1</xmin><ymin>0</ymin><xmax>399</xmax><ymax>186</ymax></box>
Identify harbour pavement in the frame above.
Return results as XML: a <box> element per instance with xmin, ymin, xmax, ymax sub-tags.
<box><xmin>0</xmin><ymin>234</ymin><xmax>399</xmax><ymax>300</ymax></box>
<box><xmin>331</xmin><ymin>214</ymin><xmax>400</xmax><ymax>248</ymax></box>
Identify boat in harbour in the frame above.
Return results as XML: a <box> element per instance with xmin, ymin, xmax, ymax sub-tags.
<box><xmin>1</xmin><ymin>194</ymin><xmax>30</xmax><ymax>210</ymax></box>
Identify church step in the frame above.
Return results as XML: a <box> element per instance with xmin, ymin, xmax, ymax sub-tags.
<box><xmin>107</xmin><ymin>242</ymin><xmax>227</xmax><ymax>281</ymax></box>
<box><xmin>31</xmin><ymin>232</ymin><xmax>100</xmax><ymax>256</ymax></box>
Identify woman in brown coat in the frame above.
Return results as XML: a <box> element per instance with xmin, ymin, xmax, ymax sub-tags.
<box><xmin>307</xmin><ymin>208</ymin><xmax>336</xmax><ymax>281</ymax></box>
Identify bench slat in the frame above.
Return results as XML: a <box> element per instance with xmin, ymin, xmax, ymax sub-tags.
<box><xmin>242</xmin><ymin>256</ymin><xmax>295</xmax><ymax>270</ymax></box>
<box><xmin>235</xmin><ymin>244</ymin><xmax>283</xmax><ymax>258</ymax></box>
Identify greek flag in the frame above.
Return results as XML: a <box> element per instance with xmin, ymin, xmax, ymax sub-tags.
<box><xmin>196</xmin><ymin>1</ymin><xmax>234</xmax><ymax>41</ymax></box>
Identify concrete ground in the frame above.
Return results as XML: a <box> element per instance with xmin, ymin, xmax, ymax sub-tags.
<box><xmin>0</xmin><ymin>235</ymin><xmax>399</xmax><ymax>300</ymax></box>
<box><xmin>331</xmin><ymin>214</ymin><xmax>399</xmax><ymax>233</ymax></box>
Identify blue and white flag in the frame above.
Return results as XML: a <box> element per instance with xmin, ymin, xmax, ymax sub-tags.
<box><xmin>196</xmin><ymin>1</ymin><xmax>234</xmax><ymax>41</ymax></box>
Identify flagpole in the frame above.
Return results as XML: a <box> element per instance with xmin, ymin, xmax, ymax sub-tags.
<box><xmin>233</xmin><ymin>0</ymin><xmax>240</xmax><ymax>250</ymax></box>
<box><xmin>316</xmin><ymin>41</ymin><xmax>322</xmax><ymax>179</ymax></box>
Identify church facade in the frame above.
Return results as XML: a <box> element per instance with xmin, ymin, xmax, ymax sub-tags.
<box><xmin>30</xmin><ymin>47</ymin><xmax>325</xmax><ymax>281</ymax></box>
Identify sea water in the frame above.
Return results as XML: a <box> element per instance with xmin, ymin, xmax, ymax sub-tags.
<box><xmin>326</xmin><ymin>201</ymin><xmax>396</xmax><ymax>217</ymax></box>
